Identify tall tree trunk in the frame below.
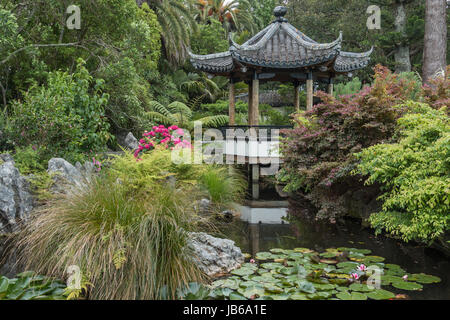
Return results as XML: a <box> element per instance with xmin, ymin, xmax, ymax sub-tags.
<box><xmin>394</xmin><ymin>0</ymin><xmax>411</xmax><ymax>73</ymax></box>
<box><xmin>423</xmin><ymin>0</ymin><xmax>448</xmax><ymax>84</ymax></box>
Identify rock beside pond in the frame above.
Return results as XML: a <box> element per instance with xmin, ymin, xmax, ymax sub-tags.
<box><xmin>0</xmin><ymin>155</ymin><xmax>33</xmax><ymax>234</ymax></box>
<box><xmin>188</xmin><ymin>232</ymin><xmax>244</xmax><ymax>277</ymax></box>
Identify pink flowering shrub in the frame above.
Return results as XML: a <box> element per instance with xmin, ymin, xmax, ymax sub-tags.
<box><xmin>134</xmin><ymin>125</ymin><xmax>191</xmax><ymax>158</ymax></box>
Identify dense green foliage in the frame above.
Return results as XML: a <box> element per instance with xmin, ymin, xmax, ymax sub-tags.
<box><xmin>286</xmin><ymin>0</ymin><xmax>450</xmax><ymax>80</ymax></box>
<box><xmin>356</xmin><ymin>102</ymin><xmax>449</xmax><ymax>243</ymax></box>
<box><xmin>12</xmin><ymin>148</ymin><xmax>245</xmax><ymax>299</ymax></box>
<box><xmin>0</xmin><ymin>272</ymin><xmax>67</xmax><ymax>300</ymax></box>
<box><xmin>279</xmin><ymin>66</ymin><xmax>423</xmax><ymax>221</ymax></box>
<box><xmin>6</xmin><ymin>60</ymin><xmax>110</xmax><ymax>165</ymax></box>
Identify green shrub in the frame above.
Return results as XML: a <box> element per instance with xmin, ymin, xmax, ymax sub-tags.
<box><xmin>7</xmin><ymin>59</ymin><xmax>111</xmax><ymax>165</ymax></box>
<box><xmin>13</xmin><ymin>174</ymin><xmax>205</xmax><ymax>300</ymax></box>
<box><xmin>279</xmin><ymin>65</ymin><xmax>421</xmax><ymax>221</ymax></box>
<box><xmin>109</xmin><ymin>148</ymin><xmax>245</xmax><ymax>209</ymax></box>
<box><xmin>333</xmin><ymin>77</ymin><xmax>363</xmax><ymax>97</ymax></box>
<box><xmin>355</xmin><ymin>102</ymin><xmax>449</xmax><ymax>243</ymax></box>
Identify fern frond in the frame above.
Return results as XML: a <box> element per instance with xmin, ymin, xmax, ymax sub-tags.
<box><xmin>196</xmin><ymin>115</ymin><xmax>229</xmax><ymax>128</ymax></box>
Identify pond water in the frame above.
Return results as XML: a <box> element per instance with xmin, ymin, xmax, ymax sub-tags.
<box><xmin>219</xmin><ymin>207</ymin><xmax>450</xmax><ymax>300</ymax></box>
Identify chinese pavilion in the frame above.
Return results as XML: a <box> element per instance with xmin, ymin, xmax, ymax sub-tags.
<box><xmin>189</xmin><ymin>6</ymin><xmax>373</xmax><ymax>126</ymax></box>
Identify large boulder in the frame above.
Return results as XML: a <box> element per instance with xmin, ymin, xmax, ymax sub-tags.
<box><xmin>187</xmin><ymin>232</ymin><xmax>244</xmax><ymax>277</ymax></box>
<box><xmin>48</xmin><ymin>158</ymin><xmax>94</xmax><ymax>193</ymax></box>
<box><xmin>0</xmin><ymin>155</ymin><xmax>33</xmax><ymax>234</ymax></box>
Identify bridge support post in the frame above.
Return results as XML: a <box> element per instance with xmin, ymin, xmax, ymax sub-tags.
<box><xmin>251</xmin><ymin>164</ymin><xmax>260</xmax><ymax>200</ymax></box>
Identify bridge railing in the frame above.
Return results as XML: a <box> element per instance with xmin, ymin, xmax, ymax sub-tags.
<box><xmin>218</xmin><ymin>125</ymin><xmax>293</xmax><ymax>142</ymax></box>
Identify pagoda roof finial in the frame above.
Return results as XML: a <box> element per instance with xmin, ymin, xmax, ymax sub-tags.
<box><xmin>274</xmin><ymin>6</ymin><xmax>288</xmax><ymax>22</ymax></box>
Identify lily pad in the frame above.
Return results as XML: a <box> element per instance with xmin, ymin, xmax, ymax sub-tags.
<box><xmin>237</xmin><ymin>285</ymin><xmax>265</xmax><ymax>299</ymax></box>
<box><xmin>231</xmin><ymin>267</ymin><xmax>255</xmax><ymax>276</ymax></box>
<box><xmin>229</xmin><ymin>292</ymin><xmax>247</xmax><ymax>300</ymax></box>
<box><xmin>320</xmin><ymin>252</ymin><xmax>339</xmax><ymax>258</ymax></box>
<box><xmin>314</xmin><ymin>283</ymin><xmax>335</xmax><ymax>291</ymax></box>
<box><xmin>366</xmin><ymin>289</ymin><xmax>396</xmax><ymax>300</ymax></box>
<box><xmin>297</xmin><ymin>280</ymin><xmax>316</xmax><ymax>294</ymax></box>
<box><xmin>407</xmin><ymin>273</ymin><xmax>441</xmax><ymax>284</ymax></box>
<box><xmin>381</xmin><ymin>275</ymin><xmax>403</xmax><ymax>285</ymax></box>
<box><xmin>320</xmin><ymin>259</ymin><xmax>338</xmax><ymax>264</ymax></box>
<box><xmin>336</xmin><ymin>291</ymin><xmax>367</xmax><ymax>300</ymax></box>
<box><xmin>307</xmin><ymin>291</ymin><xmax>332</xmax><ymax>300</ymax></box>
<box><xmin>294</xmin><ymin>248</ymin><xmax>314</xmax><ymax>254</ymax></box>
<box><xmin>349</xmin><ymin>283</ymin><xmax>375</xmax><ymax>292</ymax></box>
<box><xmin>255</xmin><ymin>252</ymin><xmax>273</xmax><ymax>260</ymax></box>
<box><xmin>363</xmin><ymin>256</ymin><xmax>386</xmax><ymax>263</ymax></box>
<box><xmin>336</xmin><ymin>262</ymin><xmax>359</xmax><ymax>269</ymax></box>
<box><xmin>260</xmin><ymin>262</ymin><xmax>283</xmax><ymax>270</ymax></box>
<box><xmin>263</xmin><ymin>284</ymin><xmax>284</xmax><ymax>294</ymax></box>
<box><xmin>391</xmin><ymin>281</ymin><xmax>423</xmax><ymax>291</ymax></box>
<box><xmin>290</xmin><ymin>292</ymin><xmax>309</xmax><ymax>300</ymax></box>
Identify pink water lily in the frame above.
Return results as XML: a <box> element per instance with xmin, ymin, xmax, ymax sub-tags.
<box><xmin>402</xmin><ymin>275</ymin><xmax>408</xmax><ymax>281</ymax></box>
<box><xmin>250</xmin><ymin>259</ymin><xmax>256</xmax><ymax>264</ymax></box>
<box><xmin>351</xmin><ymin>273</ymin><xmax>359</xmax><ymax>280</ymax></box>
<box><xmin>357</xmin><ymin>264</ymin><xmax>367</xmax><ymax>272</ymax></box>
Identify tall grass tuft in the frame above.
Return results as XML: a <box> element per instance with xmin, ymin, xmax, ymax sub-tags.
<box><xmin>199</xmin><ymin>166</ymin><xmax>247</xmax><ymax>207</ymax></box>
<box><xmin>11</xmin><ymin>177</ymin><xmax>205</xmax><ymax>300</ymax></box>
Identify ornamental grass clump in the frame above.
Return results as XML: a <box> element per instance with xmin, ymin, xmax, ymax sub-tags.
<box><xmin>12</xmin><ymin>176</ymin><xmax>205</xmax><ymax>300</ymax></box>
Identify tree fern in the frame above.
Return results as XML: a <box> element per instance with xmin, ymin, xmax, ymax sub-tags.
<box><xmin>195</xmin><ymin>115</ymin><xmax>229</xmax><ymax>128</ymax></box>
<box><xmin>144</xmin><ymin>100</ymin><xmax>229</xmax><ymax>130</ymax></box>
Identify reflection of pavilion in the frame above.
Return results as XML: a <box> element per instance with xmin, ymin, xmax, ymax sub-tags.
<box><xmin>190</xmin><ymin>6</ymin><xmax>372</xmax><ymax>199</ymax></box>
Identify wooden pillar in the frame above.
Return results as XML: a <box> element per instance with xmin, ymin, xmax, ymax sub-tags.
<box><xmin>250</xmin><ymin>72</ymin><xmax>259</xmax><ymax>126</ymax></box>
<box><xmin>247</xmin><ymin>81</ymin><xmax>253</xmax><ymax>125</ymax></box>
<box><xmin>327</xmin><ymin>78</ymin><xmax>334</xmax><ymax>96</ymax></box>
<box><xmin>294</xmin><ymin>81</ymin><xmax>300</xmax><ymax>112</ymax></box>
<box><xmin>229</xmin><ymin>79</ymin><xmax>236</xmax><ymax>125</ymax></box>
<box><xmin>306</xmin><ymin>72</ymin><xmax>313</xmax><ymax>111</ymax></box>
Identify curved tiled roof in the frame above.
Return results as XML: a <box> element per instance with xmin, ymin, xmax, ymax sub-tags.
<box><xmin>333</xmin><ymin>48</ymin><xmax>374</xmax><ymax>72</ymax></box>
<box><xmin>188</xmin><ymin>51</ymin><xmax>234</xmax><ymax>73</ymax></box>
<box><xmin>189</xmin><ymin>6</ymin><xmax>372</xmax><ymax>76</ymax></box>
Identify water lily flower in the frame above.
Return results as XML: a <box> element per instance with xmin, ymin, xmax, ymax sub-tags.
<box><xmin>351</xmin><ymin>273</ymin><xmax>359</xmax><ymax>280</ymax></box>
<box><xmin>357</xmin><ymin>264</ymin><xmax>367</xmax><ymax>272</ymax></box>
<box><xmin>402</xmin><ymin>275</ymin><xmax>408</xmax><ymax>281</ymax></box>
<box><xmin>250</xmin><ymin>259</ymin><xmax>256</xmax><ymax>264</ymax></box>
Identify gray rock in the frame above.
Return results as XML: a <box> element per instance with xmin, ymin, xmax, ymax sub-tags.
<box><xmin>0</xmin><ymin>156</ymin><xmax>33</xmax><ymax>234</ymax></box>
<box><xmin>124</xmin><ymin>132</ymin><xmax>139</xmax><ymax>151</ymax></box>
<box><xmin>198</xmin><ymin>198</ymin><xmax>211</xmax><ymax>213</ymax></box>
<box><xmin>187</xmin><ymin>232</ymin><xmax>244</xmax><ymax>277</ymax></box>
<box><xmin>48</xmin><ymin>158</ymin><xmax>95</xmax><ymax>193</ymax></box>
